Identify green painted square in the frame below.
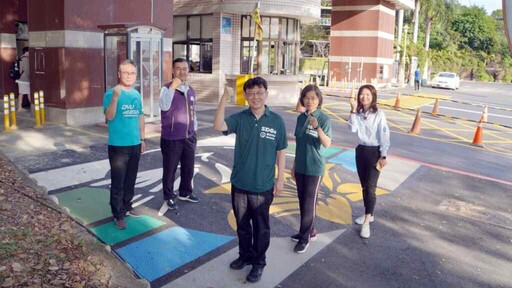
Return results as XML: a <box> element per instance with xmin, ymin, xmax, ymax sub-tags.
<box><xmin>55</xmin><ymin>187</ymin><xmax>111</xmax><ymax>225</ymax></box>
<box><xmin>92</xmin><ymin>216</ymin><xmax>165</xmax><ymax>245</ymax></box>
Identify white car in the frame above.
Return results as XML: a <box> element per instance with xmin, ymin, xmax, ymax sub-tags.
<box><xmin>431</xmin><ymin>72</ymin><xmax>460</xmax><ymax>90</ymax></box>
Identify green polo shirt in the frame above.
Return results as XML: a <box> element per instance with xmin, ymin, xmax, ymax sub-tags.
<box><xmin>294</xmin><ymin>109</ymin><xmax>332</xmax><ymax>176</ymax></box>
<box><xmin>224</xmin><ymin>106</ymin><xmax>288</xmax><ymax>192</ymax></box>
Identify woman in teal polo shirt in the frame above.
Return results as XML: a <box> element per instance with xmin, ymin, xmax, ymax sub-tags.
<box><xmin>291</xmin><ymin>84</ymin><xmax>332</xmax><ymax>253</ymax></box>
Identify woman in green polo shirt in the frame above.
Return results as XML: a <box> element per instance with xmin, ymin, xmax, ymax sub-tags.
<box><xmin>291</xmin><ymin>84</ymin><xmax>332</xmax><ymax>254</ymax></box>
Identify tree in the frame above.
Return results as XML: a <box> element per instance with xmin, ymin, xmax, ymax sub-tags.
<box><xmin>301</xmin><ymin>24</ymin><xmax>328</xmax><ymax>57</ymax></box>
<box><xmin>420</xmin><ymin>0</ymin><xmax>456</xmax><ymax>79</ymax></box>
<box><xmin>451</xmin><ymin>6</ymin><xmax>499</xmax><ymax>54</ymax></box>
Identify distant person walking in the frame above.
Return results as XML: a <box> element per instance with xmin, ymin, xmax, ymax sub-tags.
<box><xmin>414</xmin><ymin>68</ymin><xmax>421</xmax><ymax>91</ymax></box>
<box><xmin>291</xmin><ymin>84</ymin><xmax>332</xmax><ymax>254</ymax></box>
<box><xmin>348</xmin><ymin>84</ymin><xmax>390</xmax><ymax>239</ymax></box>
<box><xmin>103</xmin><ymin>59</ymin><xmax>146</xmax><ymax>230</ymax></box>
<box><xmin>16</xmin><ymin>47</ymin><xmax>30</xmax><ymax>111</ymax></box>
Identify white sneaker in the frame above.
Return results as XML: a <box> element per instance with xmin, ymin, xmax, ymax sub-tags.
<box><xmin>354</xmin><ymin>215</ymin><xmax>374</xmax><ymax>225</ymax></box>
<box><xmin>360</xmin><ymin>224</ymin><xmax>370</xmax><ymax>238</ymax></box>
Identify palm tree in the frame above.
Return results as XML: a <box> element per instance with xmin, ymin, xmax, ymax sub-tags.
<box><xmin>420</xmin><ymin>0</ymin><xmax>455</xmax><ymax>80</ymax></box>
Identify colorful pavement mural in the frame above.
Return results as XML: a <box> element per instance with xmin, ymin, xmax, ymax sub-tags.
<box><xmin>31</xmin><ymin>134</ymin><xmax>419</xmax><ymax>287</ymax></box>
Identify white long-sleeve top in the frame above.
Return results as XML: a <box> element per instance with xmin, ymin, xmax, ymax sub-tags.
<box><xmin>348</xmin><ymin>109</ymin><xmax>390</xmax><ymax>156</ymax></box>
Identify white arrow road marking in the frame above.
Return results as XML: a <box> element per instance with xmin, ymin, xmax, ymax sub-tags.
<box><xmin>379</xmin><ymin>157</ymin><xmax>421</xmax><ymax>191</ymax></box>
<box><xmin>132</xmin><ymin>195</ymin><xmax>155</xmax><ymax>208</ymax></box>
<box><xmin>215</xmin><ymin>163</ymin><xmax>232</xmax><ymax>184</ymax></box>
<box><xmin>197</xmin><ymin>134</ymin><xmax>236</xmax><ymax>147</ymax></box>
<box><xmin>32</xmin><ymin>159</ymin><xmax>111</xmax><ymax>191</ymax></box>
<box><xmin>197</xmin><ymin>152</ymin><xmax>213</xmax><ymax>162</ymax></box>
<box><xmin>135</xmin><ymin>169</ymin><xmax>163</xmax><ymax>188</ymax></box>
<box><xmin>164</xmin><ymin>229</ymin><xmax>346</xmax><ymax>288</ymax></box>
<box><xmin>158</xmin><ymin>202</ymin><xmax>169</xmax><ymax>216</ymax></box>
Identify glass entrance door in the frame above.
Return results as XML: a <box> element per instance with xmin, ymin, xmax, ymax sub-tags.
<box><xmin>130</xmin><ymin>35</ymin><xmax>161</xmax><ymax>121</ymax></box>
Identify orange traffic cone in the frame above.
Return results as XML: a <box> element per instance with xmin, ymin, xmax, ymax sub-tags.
<box><xmin>470</xmin><ymin>117</ymin><xmax>484</xmax><ymax>147</ymax></box>
<box><xmin>482</xmin><ymin>105</ymin><xmax>488</xmax><ymax>122</ymax></box>
<box><xmin>432</xmin><ymin>98</ymin><xmax>440</xmax><ymax>116</ymax></box>
<box><xmin>394</xmin><ymin>92</ymin><xmax>401</xmax><ymax>110</ymax></box>
<box><xmin>409</xmin><ymin>109</ymin><xmax>422</xmax><ymax>134</ymax></box>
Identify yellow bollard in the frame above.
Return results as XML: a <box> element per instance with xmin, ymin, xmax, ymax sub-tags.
<box><xmin>9</xmin><ymin>93</ymin><xmax>18</xmax><ymax>129</ymax></box>
<box><xmin>3</xmin><ymin>95</ymin><xmax>10</xmax><ymax>131</ymax></box>
<box><xmin>39</xmin><ymin>90</ymin><xmax>46</xmax><ymax>125</ymax></box>
<box><xmin>33</xmin><ymin>92</ymin><xmax>41</xmax><ymax>128</ymax></box>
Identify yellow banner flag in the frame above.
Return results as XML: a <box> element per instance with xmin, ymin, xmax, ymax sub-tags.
<box><xmin>251</xmin><ymin>7</ymin><xmax>263</xmax><ymax>41</ymax></box>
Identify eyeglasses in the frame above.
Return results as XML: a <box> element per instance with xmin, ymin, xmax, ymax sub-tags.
<box><xmin>303</xmin><ymin>97</ymin><xmax>319</xmax><ymax>102</ymax></box>
<box><xmin>245</xmin><ymin>91</ymin><xmax>267</xmax><ymax>98</ymax></box>
<box><xmin>120</xmin><ymin>71</ymin><xmax>137</xmax><ymax>77</ymax></box>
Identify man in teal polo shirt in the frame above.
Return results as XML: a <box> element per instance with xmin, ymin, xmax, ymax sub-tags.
<box><xmin>213</xmin><ymin>77</ymin><xmax>287</xmax><ymax>283</ymax></box>
<box><xmin>104</xmin><ymin>59</ymin><xmax>146</xmax><ymax>230</ymax></box>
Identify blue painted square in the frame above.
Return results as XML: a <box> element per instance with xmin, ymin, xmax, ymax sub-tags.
<box><xmin>115</xmin><ymin>227</ymin><xmax>234</xmax><ymax>281</ymax></box>
<box><xmin>328</xmin><ymin>150</ymin><xmax>357</xmax><ymax>172</ymax></box>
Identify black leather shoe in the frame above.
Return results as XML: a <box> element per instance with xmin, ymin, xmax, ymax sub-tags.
<box><xmin>229</xmin><ymin>257</ymin><xmax>250</xmax><ymax>270</ymax></box>
<box><xmin>246</xmin><ymin>265</ymin><xmax>264</xmax><ymax>283</ymax></box>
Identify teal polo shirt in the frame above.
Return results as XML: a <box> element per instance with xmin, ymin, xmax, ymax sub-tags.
<box><xmin>224</xmin><ymin>106</ymin><xmax>288</xmax><ymax>192</ymax></box>
<box><xmin>294</xmin><ymin>109</ymin><xmax>332</xmax><ymax>176</ymax></box>
<box><xmin>103</xmin><ymin>88</ymin><xmax>143</xmax><ymax>146</ymax></box>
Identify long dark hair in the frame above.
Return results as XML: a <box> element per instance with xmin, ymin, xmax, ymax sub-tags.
<box><xmin>299</xmin><ymin>84</ymin><xmax>323</xmax><ymax>108</ymax></box>
<box><xmin>357</xmin><ymin>84</ymin><xmax>378</xmax><ymax>113</ymax></box>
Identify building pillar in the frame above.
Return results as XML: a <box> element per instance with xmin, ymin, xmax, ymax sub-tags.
<box><xmin>329</xmin><ymin>0</ymin><xmax>398</xmax><ymax>85</ymax></box>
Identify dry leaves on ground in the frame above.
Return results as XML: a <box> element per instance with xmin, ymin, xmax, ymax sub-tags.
<box><xmin>0</xmin><ymin>158</ymin><xmax>112</xmax><ymax>287</ymax></box>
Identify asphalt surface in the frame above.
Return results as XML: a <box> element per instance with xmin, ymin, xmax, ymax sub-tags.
<box><xmin>1</xmin><ymin>82</ymin><xmax>511</xmax><ymax>288</ymax></box>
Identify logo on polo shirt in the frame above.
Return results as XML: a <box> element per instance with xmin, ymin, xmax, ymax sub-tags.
<box><xmin>260</xmin><ymin>126</ymin><xmax>277</xmax><ymax>140</ymax></box>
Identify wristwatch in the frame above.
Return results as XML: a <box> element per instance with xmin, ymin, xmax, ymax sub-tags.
<box><xmin>141</xmin><ymin>139</ymin><xmax>146</xmax><ymax>142</ymax></box>
<box><xmin>313</xmin><ymin>126</ymin><xmax>319</xmax><ymax>130</ymax></box>
<box><xmin>381</xmin><ymin>156</ymin><xmax>387</xmax><ymax>159</ymax></box>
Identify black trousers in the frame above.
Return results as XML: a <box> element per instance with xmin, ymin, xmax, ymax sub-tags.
<box><xmin>231</xmin><ymin>185</ymin><xmax>274</xmax><ymax>267</ymax></box>
<box><xmin>161</xmin><ymin>133</ymin><xmax>197</xmax><ymax>200</ymax></box>
<box><xmin>295</xmin><ymin>172</ymin><xmax>322</xmax><ymax>243</ymax></box>
<box><xmin>355</xmin><ymin>145</ymin><xmax>381</xmax><ymax>215</ymax></box>
<box><xmin>108</xmin><ymin>144</ymin><xmax>141</xmax><ymax>220</ymax></box>
<box><xmin>414</xmin><ymin>79</ymin><xmax>421</xmax><ymax>90</ymax></box>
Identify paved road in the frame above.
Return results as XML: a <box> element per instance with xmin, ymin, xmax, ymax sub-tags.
<box><xmin>1</xmin><ymin>84</ymin><xmax>511</xmax><ymax>288</ymax></box>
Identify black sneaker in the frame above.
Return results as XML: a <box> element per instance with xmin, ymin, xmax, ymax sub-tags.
<box><xmin>126</xmin><ymin>208</ymin><xmax>143</xmax><ymax>218</ymax></box>
<box><xmin>290</xmin><ymin>233</ymin><xmax>317</xmax><ymax>242</ymax></box>
<box><xmin>229</xmin><ymin>257</ymin><xmax>250</xmax><ymax>270</ymax></box>
<box><xmin>246</xmin><ymin>265</ymin><xmax>264</xmax><ymax>283</ymax></box>
<box><xmin>114</xmin><ymin>218</ymin><xmax>126</xmax><ymax>230</ymax></box>
<box><xmin>294</xmin><ymin>241</ymin><xmax>309</xmax><ymax>254</ymax></box>
<box><xmin>177</xmin><ymin>193</ymin><xmax>199</xmax><ymax>203</ymax></box>
<box><xmin>166</xmin><ymin>199</ymin><xmax>178</xmax><ymax>210</ymax></box>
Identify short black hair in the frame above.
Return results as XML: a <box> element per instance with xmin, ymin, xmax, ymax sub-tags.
<box><xmin>299</xmin><ymin>84</ymin><xmax>323</xmax><ymax>108</ymax></box>
<box><xmin>118</xmin><ymin>59</ymin><xmax>137</xmax><ymax>70</ymax></box>
<box><xmin>22</xmin><ymin>47</ymin><xmax>29</xmax><ymax>54</ymax></box>
<box><xmin>243</xmin><ymin>76</ymin><xmax>268</xmax><ymax>92</ymax></box>
<box><xmin>173</xmin><ymin>57</ymin><xmax>189</xmax><ymax>67</ymax></box>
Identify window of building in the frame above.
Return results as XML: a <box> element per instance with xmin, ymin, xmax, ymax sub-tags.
<box><xmin>240</xmin><ymin>15</ymin><xmax>300</xmax><ymax>75</ymax></box>
<box><xmin>173</xmin><ymin>15</ymin><xmax>213</xmax><ymax>73</ymax></box>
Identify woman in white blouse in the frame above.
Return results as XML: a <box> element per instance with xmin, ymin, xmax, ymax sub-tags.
<box><xmin>348</xmin><ymin>84</ymin><xmax>390</xmax><ymax>239</ymax></box>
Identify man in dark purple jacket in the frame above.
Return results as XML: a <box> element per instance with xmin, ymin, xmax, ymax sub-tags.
<box><xmin>159</xmin><ymin>58</ymin><xmax>199</xmax><ymax>210</ymax></box>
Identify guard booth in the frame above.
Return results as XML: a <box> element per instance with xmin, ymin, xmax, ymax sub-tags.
<box><xmin>98</xmin><ymin>23</ymin><xmax>164</xmax><ymax>121</ymax></box>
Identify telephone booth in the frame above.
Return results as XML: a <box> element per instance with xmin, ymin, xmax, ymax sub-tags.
<box><xmin>98</xmin><ymin>23</ymin><xmax>164</xmax><ymax>121</ymax></box>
